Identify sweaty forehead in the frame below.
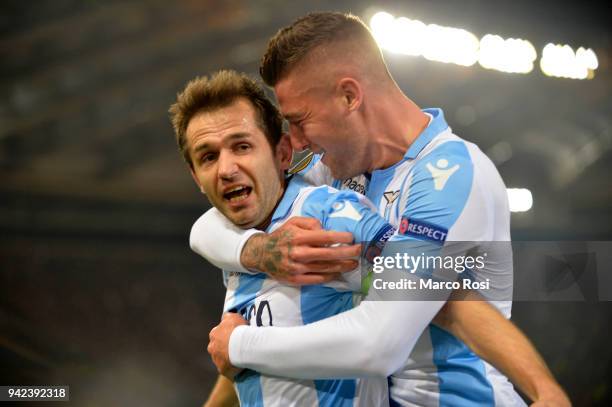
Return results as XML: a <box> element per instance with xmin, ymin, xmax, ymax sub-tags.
<box><xmin>188</xmin><ymin>110</ymin><xmax>246</xmax><ymax>134</ymax></box>
<box><xmin>186</xmin><ymin>101</ymin><xmax>260</xmax><ymax>145</ymax></box>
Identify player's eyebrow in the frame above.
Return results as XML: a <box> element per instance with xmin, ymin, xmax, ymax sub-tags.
<box><xmin>226</xmin><ymin>132</ymin><xmax>251</xmax><ymax>142</ymax></box>
<box><xmin>192</xmin><ymin>133</ymin><xmax>251</xmax><ymax>154</ymax></box>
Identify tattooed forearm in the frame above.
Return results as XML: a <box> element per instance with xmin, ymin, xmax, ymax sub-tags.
<box><xmin>241</xmin><ymin>234</ymin><xmax>265</xmax><ymax>270</ymax></box>
<box><xmin>240</xmin><ymin>230</ymin><xmax>294</xmax><ymax>277</ymax></box>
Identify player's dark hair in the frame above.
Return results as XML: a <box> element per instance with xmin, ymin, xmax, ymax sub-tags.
<box><xmin>169</xmin><ymin>70</ymin><xmax>283</xmax><ymax>168</ymax></box>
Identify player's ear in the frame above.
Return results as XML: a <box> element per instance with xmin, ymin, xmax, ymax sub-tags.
<box><xmin>337</xmin><ymin>77</ymin><xmax>363</xmax><ymax>112</ymax></box>
<box><xmin>276</xmin><ymin>133</ymin><xmax>292</xmax><ymax>171</ymax></box>
<box><xmin>189</xmin><ymin>167</ymin><xmax>206</xmax><ymax>195</ymax></box>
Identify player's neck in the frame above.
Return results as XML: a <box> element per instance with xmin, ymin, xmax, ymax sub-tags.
<box><xmin>254</xmin><ymin>178</ymin><xmax>287</xmax><ymax>231</ymax></box>
<box><xmin>366</xmin><ymin>89</ymin><xmax>429</xmax><ymax>172</ymax></box>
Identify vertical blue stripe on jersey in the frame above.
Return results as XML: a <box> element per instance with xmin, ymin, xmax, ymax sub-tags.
<box><xmin>235</xmin><ymin>369</ymin><xmax>264</xmax><ymax>407</ymax></box>
<box><xmin>430</xmin><ymin>325</ymin><xmax>494</xmax><ymax>406</ymax></box>
<box><xmin>301</xmin><ymin>286</ymin><xmax>356</xmax><ymax>406</ymax></box>
<box><xmin>269</xmin><ymin>175</ymin><xmax>308</xmax><ymax>226</ymax></box>
<box><xmin>225</xmin><ymin>273</ymin><xmax>266</xmax><ymax>313</ymax></box>
<box><xmin>403</xmin><ymin>140</ymin><xmax>473</xmax><ymax>234</ymax></box>
<box><xmin>388</xmin><ymin>140</ymin><xmax>473</xmax><ymax>281</ymax></box>
<box><xmin>228</xmin><ymin>275</ymin><xmax>267</xmax><ymax>405</ymax></box>
<box><xmin>300</xmin><ymin>286</ymin><xmax>353</xmax><ymax>324</ymax></box>
<box><xmin>401</xmin><ymin>138</ymin><xmax>493</xmax><ymax>404</ymax></box>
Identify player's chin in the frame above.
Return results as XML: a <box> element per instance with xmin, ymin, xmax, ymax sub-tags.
<box><xmin>230</xmin><ymin>211</ymin><xmax>259</xmax><ymax>229</ymax></box>
<box><xmin>328</xmin><ymin>165</ymin><xmax>348</xmax><ymax>180</ymax></box>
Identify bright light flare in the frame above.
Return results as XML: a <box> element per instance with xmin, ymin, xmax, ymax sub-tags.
<box><xmin>370</xmin><ymin>10</ymin><xmax>598</xmax><ymax>80</ymax></box>
<box><xmin>423</xmin><ymin>24</ymin><xmax>479</xmax><ymax>66</ymax></box>
<box><xmin>507</xmin><ymin>188</ymin><xmax>533</xmax><ymax>212</ymax></box>
<box><xmin>370</xmin><ymin>12</ymin><xmax>479</xmax><ymax>67</ymax></box>
<box><xmin>479</xmin><ymin>34</ymin><xmax>537</xmax><ymax>74</ymax></box>
<box><xmin>540</xmin><ymin>43</ymin><xmax>598</xmax><ymax>79</ymax></box>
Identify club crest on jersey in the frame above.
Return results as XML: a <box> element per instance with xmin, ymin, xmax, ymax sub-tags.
<box><xmin>426</xmin><ymin>158</ymin><xmax>460</xmax><ymax>191</ymax></box>
<box><xmin>288</xmin><ymin>152</ymin><xmax>315</xmax><ymax>174</ymax></box>
<box><xmin>329</xmin><ymin>200</ymin><xmax>363</xmax><ymax>221</ymax></box>
<box><xmin>399</xmin><ymin>217</ymin><xmax>447</xmax><ymax>243</ymax></box>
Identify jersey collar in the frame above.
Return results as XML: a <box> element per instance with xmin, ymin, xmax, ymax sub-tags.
<box><xmin>267</xmin><ymin>174</ymin><xmax>308</xmax><ymax>229</ymax></box>
<box><xmin>404</xmin><ymin>108</ymin><xmax>449</xmax><ymax>160</ymax></box>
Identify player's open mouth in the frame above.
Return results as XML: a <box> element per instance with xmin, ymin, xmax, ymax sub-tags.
<box><xmin>223</xmin><ymin>186</ymin><xmax>252</xmax><ymax>203</ymax></box>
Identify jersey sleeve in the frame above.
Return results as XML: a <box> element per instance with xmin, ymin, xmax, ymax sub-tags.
<box><xmin>389</xmin><ymin>140</ymin><xmax>475</xmax><ymax>245</ymax></box>
<box><xmin>229</xmin><ymin>299</ymin><xmax>444</xmax><ymax>378</ymax></box>
<box><xmin>300</xmin><ymin>187</ymin><xmax>394</xmax><ymax>244</ymax></box>
<box><xmin>379</xmin><ymin>141</ymin><xmax>478</xmax><ymax>286</ymax></box>
<box><xmin>189</xmin><ymin>207</ymin><xmax>263</xmax><ymax>274</ymax></box>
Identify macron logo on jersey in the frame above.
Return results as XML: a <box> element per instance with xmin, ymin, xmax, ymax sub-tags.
<box><xmin>342</xmin><ymin>177</ymin><xmax>367</xmax><ymax>195</ymax></box>
<box><xmin>383</xmin><ymin>190</ymin><xmax>400</xmax><ymax>206</ymax></box>
<box><xmin>329</xmin><ymin>200</ymin><xmax>363</xmax><ymax>222</ymax></box>
<box><xmin>426</xmin><ymin>158</ymin><xmax>460</xmax><ymax>191</ymax></box>
<box><xmin>399</xmin><ymin>217</ymin><xmax>448</xmax><ymax>243</ymax></box>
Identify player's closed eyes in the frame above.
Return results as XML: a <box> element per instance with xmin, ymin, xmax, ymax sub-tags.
<box><xmin>200</xmin><ymin>152</ymin><xmax>217</xmax><ymax>165</ymax></box>
<box><xmin>234</xmin><ymin>143</ymin><xmax>252</xmax><ymax>153</ymax></box>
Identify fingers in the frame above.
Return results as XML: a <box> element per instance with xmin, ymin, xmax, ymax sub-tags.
<box><xmin>282</xmin><ymin>218</ymin><xmax>357</xmax><ymax>245</ymax></box>
<box><xmin>208</xmin><ymin>324</ymin><xmax>233</xmax><ymax>376</ymax></box>
<box><xmin>288</xmin><ymin>259</ymin><xmax>359</xmax><ymax>275</ymax></box>
<box><xmin>290</xmin><ymin>244</ymin><xmax>361</xmax><ymax>263</ymax></box>
<box><xmin>292</xmin><ymin>229</ymin><xmax>355</xmax><ymax>246</ymax></box>
<box><xmin>253</xmin><ymin>217</ymin><xmax>361</xmax><ymax>280</ymax></box>
<box><xmin>284</xmin><ymin>216</ymin><xmax>323</xmax><ymax>230</ymax></box>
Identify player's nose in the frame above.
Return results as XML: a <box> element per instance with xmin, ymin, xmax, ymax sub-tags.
<box><xmin>217</xmin><ymin>150</ymin><xmax>239</xmax><ymax>180</ymax></box>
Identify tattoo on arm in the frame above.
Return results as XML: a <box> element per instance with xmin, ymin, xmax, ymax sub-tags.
<box><xmin>242</xmin><ymin>231</ymin><xmax>294</xmax><ymax>277</ymax></box>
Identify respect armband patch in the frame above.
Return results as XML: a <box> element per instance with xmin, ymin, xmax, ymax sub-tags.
<box><xmin>398</xmin><ymin>217</ymin><xmax>448</xmax><ymax>244</ymax></box>
<box><xmin>364</xmin><ymin>224</ymin><xmax>395</xmax><ymax>264</ymax></box>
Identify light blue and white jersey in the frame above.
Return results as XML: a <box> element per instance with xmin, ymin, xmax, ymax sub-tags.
<box><xmin>299</xmin><ymin>108</ymin><xmax>523</xmax><ymax>406</ymax></box>
<box><xmin>224</xmin><ymin>175</ymin><xmax>393</xmax><ymax>407</ymax></box>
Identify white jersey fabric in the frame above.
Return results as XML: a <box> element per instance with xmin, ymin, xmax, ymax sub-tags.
<box><xmin>213</xmin><ymin>174</ymin><xmax>392</xmax><ymax>406</ymax></box>
<box><xmin>191</xmin><ymin>108</ymin><xmax>525</xmax><ymax>406</ymax></box>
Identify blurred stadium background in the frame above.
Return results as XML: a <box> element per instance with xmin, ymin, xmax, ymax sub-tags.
<box><xmin>1</xmin><ymin>0</ymin><xmax>610</xmax><ymax>405</ymax></box>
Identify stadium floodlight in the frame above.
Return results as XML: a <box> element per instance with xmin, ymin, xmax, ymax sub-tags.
<box><xmin>369</xmin><ymin>10</ymin><xmax>598</xmax><ymax>80</ymax></box>
<box><xmin>369</xmin><ymin>12</ymin><xmax>479</xmax><ymax>67</ymax></box>
<box><xmin>507</xmin><ymin>188</ymin><xmax>533</xmax><ymax>212</ymax></box>
<box><xmin>422</xmin><ymin>24</ymin><xmax>480</xmax><ymax>66</ymax></box>
<box><xmin>540</xmin><ymin>43</ymin><xmax>598</xmax><ymax>79</ymax></box>
<box><xmin>478</xmin><ymin>34</ymin><xmax>537</xmax><ymax>74</ymax></box>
